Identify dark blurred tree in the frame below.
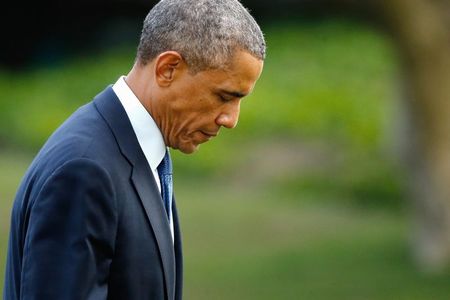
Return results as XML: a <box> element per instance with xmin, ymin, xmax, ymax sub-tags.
<box><xmin>267</xmin><ymin>0</ymin><xmax>450</xmax><ymax>272</ymax></box>
<box><xmin>331</xmin><ymin>0</ymin><xmax>450</xmax><ymax>272</ymax></box>
<box><xmin>374</xmin><ymin>0</ymin><xmax>450</xmax><ymax>272</ymax></box>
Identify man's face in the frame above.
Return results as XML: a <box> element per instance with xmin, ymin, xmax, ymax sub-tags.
<box><xmin>159</xmin><ymin>50</ymin><xmax>264</xmax><ymax>154</ymax></box>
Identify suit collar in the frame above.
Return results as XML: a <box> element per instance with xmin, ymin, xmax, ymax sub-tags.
<box><xmin>93</xmin><ymin>86</ymin><xmax>176</xmax><ymax>300</ymax></box>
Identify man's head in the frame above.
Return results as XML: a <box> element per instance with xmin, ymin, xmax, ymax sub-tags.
<box><xmin>128</xmin><ymin>0</ymin><xmax>265</xmax><ymax>154</ymax></box>
<box><xmin>136</xmin><ymin>0</ymin><xmax>266</xmax><ymax>73</ymax></box>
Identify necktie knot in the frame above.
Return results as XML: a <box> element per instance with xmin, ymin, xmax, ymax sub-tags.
<box><xmin>157</xmin><ymin>150</ymin><xmax>172</xmax><ymax>176</ymax></box>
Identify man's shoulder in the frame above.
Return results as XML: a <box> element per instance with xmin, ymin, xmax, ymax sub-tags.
<box><xmin>43</xmin><ymin>102</ymin><xmax>111</xmax><ymax>155</ymax></box>
<box><xmin>48</xmin><ymin>87</ymin><xmax>121</xmax><ymax>152</ymax></box>
<box><xmin>30</xmin><ymin>101</ymin><xmax>120</xmax><ymax>176</ymax></box>
<box><xmin>21</xmin><ymin>86</ymin><xmax>133</xmax><ymax>196</ymax></box>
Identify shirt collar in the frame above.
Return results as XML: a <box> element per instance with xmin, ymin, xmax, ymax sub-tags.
<box><xmin>112</xmin><ymin>76</ymin><xmax>166</xmax><ymax>171</ymax></box>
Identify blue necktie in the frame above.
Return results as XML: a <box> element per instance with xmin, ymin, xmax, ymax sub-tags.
<box><xmin>157</xmin><ymin>150</ymin><xmax>173</xmax><ymax>221</ymax></box>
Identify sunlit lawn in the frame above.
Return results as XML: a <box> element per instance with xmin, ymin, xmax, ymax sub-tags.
<box><xmin>0</xmin><ymin>150</ymin><xmax>34</xmax><ymax>294</ymax></box>
<box><xmin>1</xmin><ymin>150</ymin><xmax>450</xmax><ymax>299</ymax></box>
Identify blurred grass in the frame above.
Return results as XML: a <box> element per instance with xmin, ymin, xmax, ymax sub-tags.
<box><xmin>1</xmin><ymin>151</ymin><xmax>450</xmax><ymax>299</ymax></box>
<box><xmin>2</xmin><ymin>19</ymin><xmax>448</xmax><ymax>298</ymax></box>
<box><xmin>178</xmin><ymin>180</ymin><xmax>450</xmax><ymax>300</ymax></box>
<box><xmin>0</xmin><ymin>151</ymin><xmax>33</xmax><ymax>294</ymax></box>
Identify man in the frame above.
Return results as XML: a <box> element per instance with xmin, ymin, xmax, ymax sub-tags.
<box><xmin>3</xmin><ymin>0</ymin><xmax>265</xmax><ymax>299</ymax></box>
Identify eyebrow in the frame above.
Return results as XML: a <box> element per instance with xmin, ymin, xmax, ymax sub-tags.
<box><xmin>220</xmin><ymin>90</ymin><xmax>248</xmax><ymax>98</ymax></box>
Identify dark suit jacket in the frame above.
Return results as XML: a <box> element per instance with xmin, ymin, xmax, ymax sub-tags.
<box><xmin>4</xmin><ymin>86</ymin><xmax>183</xmax><ymax>300</ymax></box>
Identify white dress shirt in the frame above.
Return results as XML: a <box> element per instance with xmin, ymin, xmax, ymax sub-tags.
<box><xmin>112</xmin><ymin>76</ymin><xmax>174</xmax><ymax>240</ymax></box>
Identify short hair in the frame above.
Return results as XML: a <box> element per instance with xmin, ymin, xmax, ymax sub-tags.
<box><xmin>136</xmin><ymin>0</ymin><xmax>266</xmax><ymax>73</ymax></box>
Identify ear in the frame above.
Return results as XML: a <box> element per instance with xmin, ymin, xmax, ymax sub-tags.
<box><xmin>154</xmin><ymin>51</ymin><xmax>184</xmax><ymax>87</ymax></box>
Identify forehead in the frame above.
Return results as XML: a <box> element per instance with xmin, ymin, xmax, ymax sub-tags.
<box><xmin>196</xmin><ymin>51</ymin><xmax>264</xmax><ymax>95</ymax></box>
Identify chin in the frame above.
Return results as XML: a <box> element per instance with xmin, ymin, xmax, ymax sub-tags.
<box><xmin>176</xmin><ymin>143</ymin><xmax>200</xmax><ymax>154</ymax></box>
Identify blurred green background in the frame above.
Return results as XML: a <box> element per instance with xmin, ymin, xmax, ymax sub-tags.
<box><xmin>1</xmin><ymin>13</ymin><xmax>450</xmax><ymax>300</ymax></box>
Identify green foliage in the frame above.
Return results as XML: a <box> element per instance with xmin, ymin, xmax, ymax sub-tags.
<box><xmin>242</xmin><ymin>20</ymin><xmax>395</xmax><ymax>144</ymax></box>
<box><xmin>0</xmin><ymin>20</ymin><xmax>395</xmax><ymax>152</ymax></box>
<box><xmin>0</xmin><ymin>46</ymin><xmax>136</xmax><ymax>148</ymax></box>
<box><xmin>0</xmin><ymin>18</ymin><xmax>405</xmax><ymax>208</ymax></box>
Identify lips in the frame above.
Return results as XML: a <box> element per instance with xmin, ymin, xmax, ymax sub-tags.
<box><xmin>201</xmin><ymin>131</ymin><xmax>217</xmax><ymax>137</ymax></box>
<box><xmin>199</xmin><ymin>130</ymin><xmax>218</xmax><ymax>140</ymax></box>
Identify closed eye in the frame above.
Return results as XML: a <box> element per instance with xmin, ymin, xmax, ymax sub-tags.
<box><xmin>218</xmin><ymin>94</ymin><xmax>232</xmax><ymax>102</ymax></box>
<box><xmin>217</xmin><ymin>90</ymin><xmax>247</xmax><ymax>102</ymax></box>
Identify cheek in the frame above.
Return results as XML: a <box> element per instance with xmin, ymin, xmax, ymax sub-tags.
<box><xmin>183</xmin><ymin>102</ymin><xmax>217</xmax><ymax>125</ymax></box>
<box><xmin>171</xmin><ymin>96</ymin><xmax>219</xmax><ymax>136</ymax></box>
<box><xmin>179</xmin><ymin>115</ymin><xmax>210</xmax><ymax>141</ymax></box>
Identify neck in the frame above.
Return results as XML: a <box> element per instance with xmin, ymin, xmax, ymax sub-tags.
<box><xmin>125</xmin><ymin>63</ymin><xmax>167</xmax><ymax>145</ymax></box>
<box><xmin>125</xmin><ymin>63</ymin><xmax>155</xmax><ymax>114</ymax></box>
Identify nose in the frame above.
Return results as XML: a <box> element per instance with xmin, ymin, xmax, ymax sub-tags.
<box><xmin>216</xmin><ymin>100</ymin><xmax>241</xmax><ymax>129</ymax></box>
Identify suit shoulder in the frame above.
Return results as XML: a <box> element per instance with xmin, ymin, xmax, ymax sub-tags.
<box><xmin>36</xmin><ymin>102</ymin><xmax>117</xmax><ymax>164</ymax></box>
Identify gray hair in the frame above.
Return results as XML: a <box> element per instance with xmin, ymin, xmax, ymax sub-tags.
<box><xmin>136</xmin><ymin>0</ymin><xmax>266</xmax><ymax>73</ymax></box>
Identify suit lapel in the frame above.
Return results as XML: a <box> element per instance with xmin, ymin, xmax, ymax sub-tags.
<box><xmin>93</xmin><ymin>86</ymin><xmax>175</xmax><ymax>300</ymax></box>
<box><xmin>131</xmin><ymin>158</ymin><xmax>176</xmax><ymax>300</ymax></box>
<box><xmin>172</xmin><ymin>199</ymin><xmax>183</xmax><ymax>300</ymax></box>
